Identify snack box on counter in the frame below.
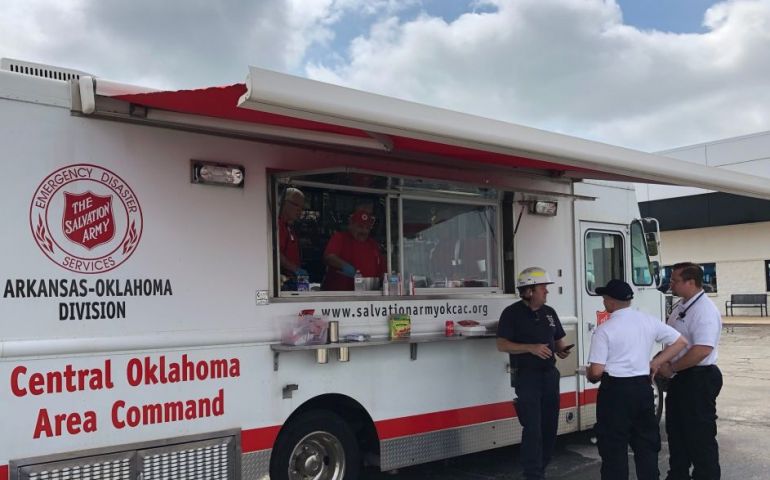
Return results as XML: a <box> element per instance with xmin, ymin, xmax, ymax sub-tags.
<box><xmin>456</xmin><ymin>325</ymin><xmax>488</xmax><ymax>336</ymax></box>
<box><xmin>455</xmin><ymin>320</ymin><xmax>488</xmax><ymax>336</ymax></box>
<box><xmin>388</xmin><ymin>314</ymin><xmax>411</xmax><ymax>339</ymax></box>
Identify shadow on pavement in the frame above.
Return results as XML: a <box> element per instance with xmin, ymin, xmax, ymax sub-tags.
<box><xmin>363</xmin><ymin>431</ymin><xmax>604</xmax><ymax>480</ymax></box>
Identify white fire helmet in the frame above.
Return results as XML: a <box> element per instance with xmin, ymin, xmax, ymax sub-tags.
<box><xmin>516</xmin><ymin>267</ymin><xmax>554</xmax><ymax>288</ymax></box>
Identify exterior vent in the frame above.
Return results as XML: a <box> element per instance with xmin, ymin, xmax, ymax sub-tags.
<box><xmin>11</xmin><ymin>431</ymin><xmax>239</xmax><ymax>480</ymax></box>
<box><xmin>1</xmin><ymin>58</ymin><xmax>93</xmax><ymax>81</ymax></box>
<box><xmin>140</xmin><ymin>438</ymin><xmax>234</xmax><ymax>480</ymax></box>
<box><xmin>16</xmin><ymin>452</ymin><xmax>133</xmax><ymax>480</ymax></box>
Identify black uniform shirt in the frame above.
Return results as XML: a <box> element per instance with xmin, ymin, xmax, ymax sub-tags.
<box><xmin>497</xmin><ymin>300</ymin><xmax>566</xmax><ymax>370</ymax></box>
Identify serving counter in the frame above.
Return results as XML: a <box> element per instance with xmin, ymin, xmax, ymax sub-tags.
<box><xmin>270</xmin><ymin>332</ymin><xmax>496</xmax><ymax>371</ymax></box>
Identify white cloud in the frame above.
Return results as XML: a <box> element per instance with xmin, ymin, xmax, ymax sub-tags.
<box><xmin>0</xmin><ymin>0</ymin><xmax>301</xmax><ymax>89</ymax></box>
<box><xmin>283</xmin><ymin>0</ymin><xmax>417</xmax><ymax>60</ymax></box>
<box><xmin>3</xmin><ymin>0</ymin><xmax>770</xmax><ymax>151</ymax></box>
<box><xmin>0</xmin><ymin>0</ymin><xmax>422</xmax><ymax>89</ymax></box>
<box><xmin>306</xmin><ymin>0</ymin><xmax>770</xmax><ymax>151</ymax></box>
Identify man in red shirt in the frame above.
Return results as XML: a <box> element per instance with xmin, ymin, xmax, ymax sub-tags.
<box><xmin>278</xmin><ymin>188</ymin><xmax>306</xmax><ymax>287</ymax></box>
<box><xmin>322</xmin><ymin>208</ymin><xmax>386</xmax><ymax>291</ymax></box>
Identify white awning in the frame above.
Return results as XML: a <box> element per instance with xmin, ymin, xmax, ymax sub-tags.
<box><xmin>238</xmin><ymin>66</ymin><xmax>770</xmax><ymax>200</ymax></box>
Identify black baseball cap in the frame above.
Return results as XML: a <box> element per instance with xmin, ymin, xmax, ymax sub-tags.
<box><xmin>595</xmin><ymin>279</ymin><xmax>634</xmax><ymax>301</ymax></box>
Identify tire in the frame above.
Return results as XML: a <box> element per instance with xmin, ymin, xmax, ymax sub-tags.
<box><xmin>270</xmin><ymin>410</ymin><xmax>361</xmax><ymax>480</ymax></box>
<box><xmin>653</xmin><ymin>378</ymin><xmax>665</xmax><ymax>423</ymax></box>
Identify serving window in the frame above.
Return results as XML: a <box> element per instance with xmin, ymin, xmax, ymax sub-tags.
<box><xmin>272</xmin><ymin>169</ymin><xmax>501</xmax><ymax>297</ymax></box>
<box><xmin>402</xmin><ymin>198</ymin><xmax>498</xmax><ymax>292</ymax></box>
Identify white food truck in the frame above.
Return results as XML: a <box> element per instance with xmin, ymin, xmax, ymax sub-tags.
<box><xmin>1</xmin><ymin>58</ymin><xmax>768</xmax><ymax>480</ymax></box>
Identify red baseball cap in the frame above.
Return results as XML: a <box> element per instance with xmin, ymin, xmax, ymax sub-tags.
<box><xmin>350</xmin><ymin>209</ymin><xmax>375</xmax><ymax>228</ymax></box>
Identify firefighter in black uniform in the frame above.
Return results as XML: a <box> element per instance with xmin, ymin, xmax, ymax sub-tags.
<box><xmin>497</xmin><ymin>267</ymin><xmax>572</xmax><ymax>480</ymax></box>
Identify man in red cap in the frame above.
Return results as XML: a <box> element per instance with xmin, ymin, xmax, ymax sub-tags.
<box><xmin>322</xmin><ymin>207</ymin><xmax>385</xmax><ymax>291</ymax></box>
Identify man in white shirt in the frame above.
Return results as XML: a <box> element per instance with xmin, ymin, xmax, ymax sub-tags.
<box><xmin>657</xmin><ymin>262</ymin><xmax>723</xmax><ymax>480</ymax></box>
<box><xmin>587</xmin><ymin>279</ymin><xmax>688</xmax><ymax>480</ymax></box>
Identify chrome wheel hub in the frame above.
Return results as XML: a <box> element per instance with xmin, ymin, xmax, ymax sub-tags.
<box><xmin>288</xmin><ymin>431</ymin><xmax>346</xmax><ymax>480</ymax></box>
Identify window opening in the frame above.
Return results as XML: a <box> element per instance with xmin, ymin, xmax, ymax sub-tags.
<box><xmin>765</xmin><ymin>260</ymin><xmax>770</xmax><ymax>292</ymax></box>
<box><xmin>700</xmin><ymin>263</ymin><xmax>717</xmax><ymax>293</ymax></box>
<box><xmin>659</xmin><ymin>262</ymin><xmax>717</xmax><ymax>294</ymax></box>
<box><xmin>402</xmin><ymin>199</ymin><xmax>498</xmax><ymax>291</ymax></box>
<box><xmin>276</xmin><ymin>184</ymin><xmax>385</xmax><ymax>293</ymax></box>
<box><xmin>273</xmin><ymin>169</ymin><xmax>501</xmax><ymax>297</ymax></box>
<box><xmin>585</xmin><ymin>231</ymin><xmax>624</xmax><ymax>294</ymax></box>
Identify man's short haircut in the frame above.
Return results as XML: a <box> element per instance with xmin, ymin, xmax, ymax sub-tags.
<box><xmin>612</xmin><ymin>298</ymin><xmax>632</xmax><ymax>308</ymax></box>
<box><xmin>517</xmin><ymin>285</ymin><xmax>532</xmax><ymax>297</ymax></box>
<box><xmin>280</xmin><ymin>187</ymin><xmax>304</xmax><ymax>210</ymax></box>
<box><xmin>672</xmin><ymin>262</ymin><xmax>703</xmax><ymax>288</ymax></box>
<box><xmin>284</xmin><ymin>187</ymin><xmax>304</xmax><ymax>201</ymax></box>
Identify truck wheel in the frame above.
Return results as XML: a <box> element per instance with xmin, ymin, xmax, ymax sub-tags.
<box><xmin>653</xmin><ymin>379</ymin><xmax>664</xmax><ymax>422</ymax></box>
<box><xmin>270</xmin><ymin>410</ymin><xmax>360</xmax><ymax>480</ymax></box>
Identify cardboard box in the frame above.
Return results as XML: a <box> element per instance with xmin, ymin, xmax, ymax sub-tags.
<box><xmin>388</xmin><ymin>314</ymin><xmax>411</xmax><ymax>339</ymax></box>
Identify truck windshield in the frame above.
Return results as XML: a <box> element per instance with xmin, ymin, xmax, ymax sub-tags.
<box><xmin>630</xmin><ymin>220</ymin><xmax>654</xmax><ymax>286</ymax></box>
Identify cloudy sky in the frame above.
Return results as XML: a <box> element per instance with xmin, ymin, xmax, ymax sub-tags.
<box><xmin>3</xmin><ymin>0</ymin><xmax>770</xmax><ymax>152</ymax></box>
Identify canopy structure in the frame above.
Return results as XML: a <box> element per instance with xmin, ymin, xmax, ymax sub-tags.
<box><xmin>86</xmin><ymin>67</ymin><xmax>770</xmax><ymax>200</ymax></box>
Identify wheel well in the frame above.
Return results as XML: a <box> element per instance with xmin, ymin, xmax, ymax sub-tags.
<box><xmin>281</xmin><ymin>394</ymin><xmax>380</xmax><ymax>459</ymax></box>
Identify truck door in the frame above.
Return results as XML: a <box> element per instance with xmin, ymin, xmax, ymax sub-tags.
<box><xmin>577</xmin><ymin>220</ymin><xmax>665</xmax><ymax>429</ymax></box>
<box><xmin>579</xmin><ymin>220</ymin><xmax>664</xmax><ymax>358</ymax></box>
<box><xmin>579</xmin><ymin>223</ymin><xmax>626</xmax><ymax>361</ymax></box>
<box><xmin>578</xmin><ymin>222</ymin><xmax>626</xmax><ymax>429</ymax></box>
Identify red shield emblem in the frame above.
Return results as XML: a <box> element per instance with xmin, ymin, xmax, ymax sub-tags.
<box><xmin>62</xmin><ymin>191</ymin><xmax>115</xmax><ymax>250</ymax></box>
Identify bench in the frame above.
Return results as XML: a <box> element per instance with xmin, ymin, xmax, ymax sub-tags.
<box><xmin>725</xmin><ymin>294</ymin><xmax>768</xmax><ymax>316</ymax></box>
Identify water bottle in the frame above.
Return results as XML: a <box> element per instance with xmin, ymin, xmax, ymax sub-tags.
<box><xmin>388</xmin><ymin>272</ymin><xmax>400</xmax><ymax>296</ymax></box>
<box><xmin>354</xmin><ymin>270</ymin><xmax>364</xmax><ymax>292</ymax></box>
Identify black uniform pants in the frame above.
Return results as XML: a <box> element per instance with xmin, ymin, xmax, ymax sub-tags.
<box><xmin>595</xmin><ymin>374</ymin><xmax>661</xmax><ymax>480</ymax></box>
<box><xmin>665</xmin><ymin>365</ymin><xmax>723</xmax><ymax>480</ymax></box>
<box><xmin>513</xmin><ymin>366</ymin><xmax>560</xmax><ymax>480</ymax></box>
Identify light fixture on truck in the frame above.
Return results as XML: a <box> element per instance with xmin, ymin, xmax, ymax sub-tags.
<box><xmin>191</xmin><ymin>161</ymin><xmax>245</xmax><ymax>187</ymax></box>
<box><xmin>529</xmin><ymin>200</ymin><xmax>558</xmax><ymax>216</ymax></box>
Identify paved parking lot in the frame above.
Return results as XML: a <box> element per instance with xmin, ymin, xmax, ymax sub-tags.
<box><xmin>367</xmin><ymin>324</ymin><xmax>770</xmax><ymax>479</ymax></box>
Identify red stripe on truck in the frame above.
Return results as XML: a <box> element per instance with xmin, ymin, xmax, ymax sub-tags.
<box><xmin>241</xmin><ymin>425</ymin><xmax>282</xmax><ymax>452</ymax></box>
<box><xmin>580</xmin><ymin>388</ymin><xmax>598</xmax><ymax>405</ymax></box>
<box><xmin>241</xmin><ymin>393</ymin><xmax>583</xmax><ymax>451</ymax></box>
<box><xmin>375</xmin><ymin>392</ymin><xmax>578</xmax><ymax>440</ymax></box>
<box><xmin>0</xmin><ymin>465</ymin><xmax>7</xmax><ymax>480</ymax></box>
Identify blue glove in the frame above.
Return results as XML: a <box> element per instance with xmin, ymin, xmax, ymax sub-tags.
<box><xmin>340</xmin><ymin>263</ymin><xmax>357</xmax><ymax>278</ymax></box>
<box><xmin>294</xmin><ymin>268</ymin><xmax>308</xmax><ymax>277</ymax></box>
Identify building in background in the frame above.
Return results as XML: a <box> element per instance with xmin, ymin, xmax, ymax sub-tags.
<box><xmin>637</xmin><ymin>131</ymin><xmax>770</xmax><ymax>315</ymax></box>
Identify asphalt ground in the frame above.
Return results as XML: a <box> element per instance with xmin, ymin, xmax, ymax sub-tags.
<box><xmin>366</xmin><ymin>321</ymin><xmax>770</xmax><ymax>479</ymax></box>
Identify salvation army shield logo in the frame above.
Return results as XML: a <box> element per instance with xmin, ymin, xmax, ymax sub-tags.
<box><xmin>30</xmin><ymin>164</ymin><xmax>143</xmax><ymax>274</ymax></box>
<box><xmin>62</xmin><ymin>191</ymin><xmax>115</xmax><ymax>249</ymax></box>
